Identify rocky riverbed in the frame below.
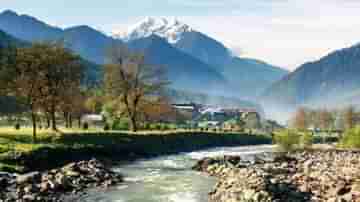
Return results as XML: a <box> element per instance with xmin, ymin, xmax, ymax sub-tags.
<box><xmin>193</xmin><ymin>151</ymin><xmax>360</xmax><ymax>202</ymax></box>
<box><xmin>0</xmin><ymin>159</ymin><xmax>123</xmax><ymax>202</ymax></box>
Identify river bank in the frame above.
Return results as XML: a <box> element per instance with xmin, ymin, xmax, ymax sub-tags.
<box><xmin>0</xmin><ymin>130</ymin><xmax>272</xmax><ymax>202</ymax></box>
<box><xmin>0</xmin><ymin>131</ymin><xmax>271</xmax><ymax>173</ymax></box>
<box><xmin>1</xmin><ymin>159</ymin><xmax>123</xmax><ymax>202</ymax></box>
<box><xmin>194</xmin><ymin>150</ymin><xmax>360</xmax><ymax>202</ymax></box>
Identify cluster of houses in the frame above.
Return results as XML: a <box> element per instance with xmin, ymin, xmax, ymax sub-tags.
<box><xmin>81</xmin><ymin>102</ymin><xmax>262</xmax><ymax>130</ymax></box>
<box><xmin>172</xmin><ymin>103</ymin><xmax>261</xmax><ymax>130</ymax></box>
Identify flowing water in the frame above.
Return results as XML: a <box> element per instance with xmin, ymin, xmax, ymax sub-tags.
<box><xmin>79</xmin><ymin>145</ymin><xmax>274</xmax><ymax>202</ymax></box>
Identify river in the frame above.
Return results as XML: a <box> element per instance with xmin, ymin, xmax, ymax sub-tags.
<box><xmin>78</xmin><ymin>145</ymin><xmax>274</xmax><ymax>202</ymax></box>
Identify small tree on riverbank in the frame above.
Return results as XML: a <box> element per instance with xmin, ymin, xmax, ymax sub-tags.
<box><xmin>274</xmin><ymin>130</ymin><xmax>300</xmax><ymax>152</ymax></box>
<box><xmin>340</xmin><ymin>126</ymin><xmax>360</xmax><ymax>149</ymax></box>
<box><xmin>274</xmin><ymin>130</ymin><xmax>314</xmax><ymax>152</ymax></box>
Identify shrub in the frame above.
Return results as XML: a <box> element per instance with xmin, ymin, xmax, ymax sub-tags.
<box><xmin>103</xmin><ymin>123</ymin><xmax>110</xmax><ymax>131</ymax></box>
<box><xmin>155</xmin><ymin>124</ymin><xmax>161</xmax><ymax>131</ymax></box>
<box><xmin>112</xmin><ymin>119</ymin><xmax>129</xmax><ymax>131</ymax></box>
<box><xmin>168</xmin><ymin>124</ymin><xmax>177</xmax><ymax>130</ymax></box>
<box><xmin>300</xmin><ymin>132</ymin><xmax>313</xmax><ymax>149</ymax></box>
<box><xmin>161</xmin><ymin>124</ymin><xmax>170</xmax><ymax>131</ymax></box>
<box><xmin>143</xmin><ymin>123</ymin><xmax>151</xmax><ymax>130</ymax></box>
<box><xmin>149</xmin><ymin>124</ymin><xmax>158</xmax><ymax>131</ymax></box>
<box><xmin>274</xmin><ymin>130</ymin><xmax>300</xmax><ymax>152</ymax></box>
<box><xmin>83</xmin><ymin>122</ymin><xmax>89</xmax><ymax>130</ymax></box>
<box><xmin>339</xmin><ymin>126</ymin><xmax>360</xmax><ymax>149</ymax></box>
<box><xmin>14</xmin><ymin>123</ymin><xmax>20</xmax><ymax>130</ymax></box>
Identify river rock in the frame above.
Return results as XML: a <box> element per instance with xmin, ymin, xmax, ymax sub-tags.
<box><xmin>192</xmin><ymin>155</ymin><xmax>247</xmax><ymax>173</ymax></box>
<box><xmin>195</xmin><ymin>151</ymin><xmax>360</xmax><ymax>202</ymax></box>
<box><xmin>16</xmin><ymin>172</ymin><xmax>40</xmax><ymax>184</ymax></box>
<box><xmin>1</xmin><ymin>158</ymin><xmax>123</xmax><ymax>202</ymax></box>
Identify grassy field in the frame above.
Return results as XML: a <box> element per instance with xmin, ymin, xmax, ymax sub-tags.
<box><xmin>0</xmin><ymin>127</ymin><xmax>272</xmax><ymax>173</ymax></box>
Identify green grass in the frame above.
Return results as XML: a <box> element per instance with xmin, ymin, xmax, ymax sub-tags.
<box><xmin>0</xmin><ymin>126</ymin><xmax>271</xmax><ymax>173</ymax></box>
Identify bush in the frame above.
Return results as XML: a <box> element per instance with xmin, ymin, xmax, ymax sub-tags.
<box><xmin>143</xmin><ymin>123</ymin><xmax>151</xmax><ymax>130</ymax></box>
<box><xmin>274</xmin><ymin>130</ymin><xmax>300</xmax><ymax>152</ymax></box>
<box><xmin>155</xmin><ymin>124</ymin><xmax>161</xmax><ymax>131</ymax></box>
<box><xmin>300</xmin><ymin>132</ymin><xmax>313</xmax><ymax>149</ymax></box>
<box><xmin>339</xmin><ymin>126</ymin><xmax>360</xmax><ymax>149</ymax></box>
<box><xmin>14</xmin><ymin>123</ymin><xmax>20</xmax><ymax>130</ymax></box>
<box><xmin>149</xmin><ymin>124</ymin><xmax>157</xmax><ymax>131</ymax></box>
<box><xmin>168</xmin><ymin>124</ymin><xmax>177</xmax><ymax>130</ymax></box>
<box><xmin>103</xmin><ymin>123</ymin><xmax>110</xmax><ymax>131</ymax></box>
<box><xmin>161</xmin><ymin>124</ymin><xmax>170</xmax><ymax>131</ymax></box>
<box><xmin>112</xmin><ymin>119</ymin><xmax>129</xmax><ymax>131</ymax></box>
<box><xmin>83</xmin><ymin>122</ymin><xmax>89</xmax><ymax>130</ymax></box>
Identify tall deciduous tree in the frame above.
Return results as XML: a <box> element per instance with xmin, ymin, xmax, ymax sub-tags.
<box><xmin>292</xmin><ymin>107</ymin><xmax>308</xmax><ymax>131</ymax></box>
<box><xmin>104</xmin><ymin>45</ymin><xmax>168</xmax><ymax>132</ymax></box>
<box><xmin>319</xmin><ymin>109</ymin><xmax>333</xmax><ymax>131</ymax></box>
<box><xmin>0</xmin><ymin>45</ymin><xmax>47</xmax><ymax>141</ymax></box>
<box><xmin>344</xmin><ymin>106</ymin><xmax>356</xmax><ymax>130</ymax></box>
<box><xmin>39</xmin><ymin>43</ymin><xmax>84</xmax><ymax>131</ymax></box>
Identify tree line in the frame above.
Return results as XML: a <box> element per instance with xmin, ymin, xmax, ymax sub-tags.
<box><xmin>0</xmin><ymin>42</ymin><xmax>169</xmax><ymax>141</ymax></box>
<box><xmin>291</xmin><ymin>106</ymin><xmax>358</xmax><ymax>132</ymax></box>
<box><xmin>0</xmin><ymin>43</ymin><xmax>84</xmax><ymax>141</ymax></box>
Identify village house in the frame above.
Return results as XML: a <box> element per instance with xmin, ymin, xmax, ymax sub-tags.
<box><xmin>172</xmin><ymin>103</ymin><xmax>201</xmax><ymax>120</ymax></box>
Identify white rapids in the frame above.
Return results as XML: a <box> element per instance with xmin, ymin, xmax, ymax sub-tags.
<box><xmin>78</xmin><ymin>145</ymin><xmax>274</xmax><ymax>202</ymax></box>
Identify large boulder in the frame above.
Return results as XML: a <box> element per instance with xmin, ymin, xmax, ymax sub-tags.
<box><xmin>16</xmin><ymin>171</ymin><xmax>41</xmax><ymax>185</ymax></box>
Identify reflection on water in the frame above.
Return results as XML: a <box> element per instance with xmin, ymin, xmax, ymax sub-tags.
<box><xmin>79</xmin><ymin>145</ymin><xmax>274</xmax><ymax>202</ymax></box>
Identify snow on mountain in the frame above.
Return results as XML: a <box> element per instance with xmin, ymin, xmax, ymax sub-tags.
<box><xmin>114</xmin><ymin>17</ymin><xmax>193</xmax><ymax>44</ymax></box>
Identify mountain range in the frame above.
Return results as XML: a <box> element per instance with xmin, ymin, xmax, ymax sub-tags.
<box><xmin>117</xmin><ymin>17</ymin><xmax>288</xmax><ymax>97</ymax></box>
<box><xmin>261</xmin><ymin>43</ymin><xmax>360</xmax><ymax>121</ymax></box>
<box><xmin>0</xmin><ymin>10</ymin><xmax>288</xmax><ymax>99</ymax></box>
<box><xmin>0</xmin><ymin>25</ymin><xmax>101</xmax><ymax>85</ymax></box>
<box><xmin>127</xmin><ymin>34</ymin><xmax>227</xmax><ymax>92</ymax></box>
<box><xmin>0</xmin><ymin>29</ymin><xmax>24</xmax><ymax>48</ymax></box>
<box><xmin>1</xmin><ymin>10</ymin><xmax>360</xmax><ymax>122</ymax></box>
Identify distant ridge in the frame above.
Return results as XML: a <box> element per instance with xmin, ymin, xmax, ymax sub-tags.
<box><xmin>116</xmin><ymin>16</ymin><xmax>289</xmax><ymax>98</ymax></box>
<box><xmin>0</xmin><ymin>10</ymin><xmax>289</xmax><ymax>99</ymax></box>
<box><xmin>127</xmin><ymin>34</ymin><xmax>228</xmax><ymax>93</ymax></box>
<box><xmin>261</xmin><ymin>42</ymin><xmax>360</xmax><ymax>121</ymax></box>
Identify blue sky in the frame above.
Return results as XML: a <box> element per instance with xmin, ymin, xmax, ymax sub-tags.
<box><xmin>2</xmin><ymin>0</ymin><xmax>360</xmax><ymax>70</ymax></box>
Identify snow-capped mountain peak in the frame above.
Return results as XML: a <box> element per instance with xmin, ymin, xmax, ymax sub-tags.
<box><xmin>114</xmin><ymin>17</ymin><xmax>193</xmax><ymax>43</ymax></box>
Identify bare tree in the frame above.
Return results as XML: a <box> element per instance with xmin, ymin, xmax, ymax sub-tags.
<box><xmin>344</xmin><ymin>106</ymin><xmax>356</xmax><ymax>130</ymax></box>
<box><xmin>104</xmin><ymin>45</ymin><xmax>168</xmax><ymax>132</ymax></box>
<box><xmin>318</xmin><ymin>109</ymin><xmax>334</xmax><ymax>143</ymax></box>
<box><xmin>319</xmin><ymin>109</ymin><xmax>333</xmax><ymax>131</ymax></box>
<box><xmin>292</xmin><ymin>107</ymin><xmax>308</xmax><ymax>131</ymax></box>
